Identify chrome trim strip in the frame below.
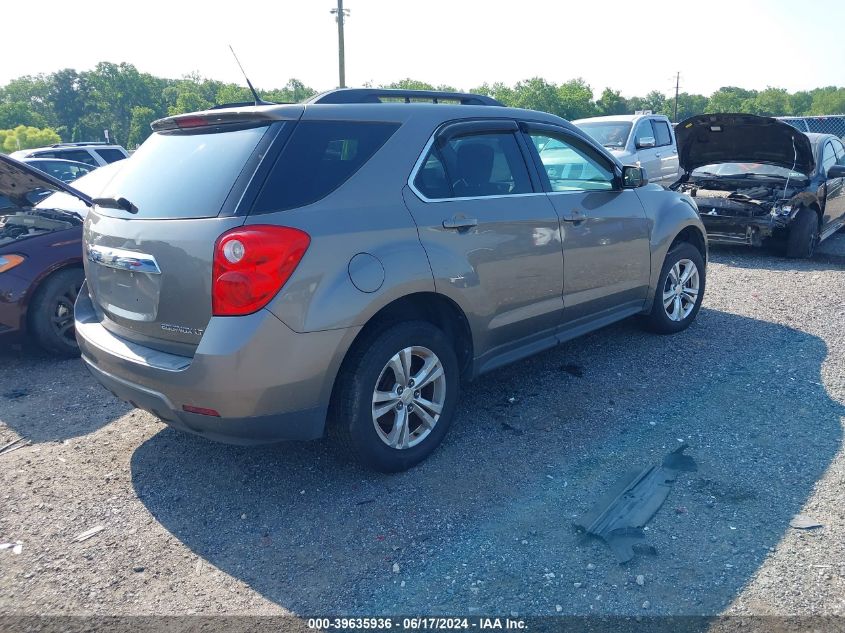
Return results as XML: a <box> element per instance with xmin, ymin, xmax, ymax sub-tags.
<box><xmin>87</xmin><ymin>245</ymin><xmax>161</xmax><ymax>275</ymax></box>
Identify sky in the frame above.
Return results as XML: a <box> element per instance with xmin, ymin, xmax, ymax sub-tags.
<box><xmin>3</xmin><ymin>0</ymin><xmax>844</xmax><ymax>98</ymax></box>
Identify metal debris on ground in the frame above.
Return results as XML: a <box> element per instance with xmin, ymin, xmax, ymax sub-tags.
<box><xmin>0</xmin><ymin>438</ymin><xmax>31</xmax><ymax>457</ymax></box>
<box><xmin>73</xmin><ymin>526</ymin><xmax>105</xmax><ymax>543</ymax></box>
<box><xmin>574</xmin><ymin>444</ymin><xmax>698</xmax><ymax>563</ymax></box>
<box><xmin>0</xmin><ymin>541</ymin><xmax>23</xmax><ymax>555</ymax></box>
<box><xmin>790</xmin><ymin>514</ymin><xmax>823</xmax><ymax>530</ymax></box>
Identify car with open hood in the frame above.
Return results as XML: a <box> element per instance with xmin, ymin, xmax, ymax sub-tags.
<box><xmin>0</xmin><ymin>155</ymin><xmax>120</xmax><ymax>356</ymax></box>
<box><xmin>671</xmin><ymin>113</ymin><xmax>845</xmax><ymax>258</ymax></box>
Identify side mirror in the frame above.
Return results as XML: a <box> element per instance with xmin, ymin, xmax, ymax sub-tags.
<box><xmin>827</xmin><ymin>165</ymin><xmax>845</xmax><ymax>179</ymax></box>
<box><xmin>636</xmin><ymin>136</ymin><xmax>656</xmax><ymax>149</ymax></box>
<box><xmin>622</xmin><ymin>166</ymin><xmax>648</xmax><ymax>188</ymax></box>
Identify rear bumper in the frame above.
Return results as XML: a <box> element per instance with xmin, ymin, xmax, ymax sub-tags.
<box><xmin>75</xmin><ymin>285</ymin><xmax>360</xmax><ymax>444</ymax></box>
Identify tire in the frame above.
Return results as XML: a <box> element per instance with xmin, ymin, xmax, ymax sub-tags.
<box><xmin>642</xmin><ymin>242</ymin><xmax>706</xmax><ymax>334</ymax></box>
<box><xmin>27</xmin><ymin>268</ymin><xmax>84</xmax><ymax>357</ymax></box>
<box><xmin>786</xmin><ymin>208</ymin><xmax>818</xmax><ymax>259</ymax></box>
<box><xmin>332</xmin><ymin>320</ymin><xmax>460</xmax><ymax>472</ymax></box>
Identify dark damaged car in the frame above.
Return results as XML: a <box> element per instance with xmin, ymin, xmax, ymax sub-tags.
<box><xmin>0</xmin><ymin>155</ymin><xmax>119</xmax><ymax>356</ymax></box>
<box><xmin>671</xmin><ymin>114</ymin><xmax>845</xmax><ymax>257</ymax></box>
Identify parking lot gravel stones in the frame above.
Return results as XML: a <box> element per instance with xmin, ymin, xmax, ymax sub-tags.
<box><xmin>1</xmin><ymin>234</ymin><xmax>843</xmax><ymax>617</ymax></box>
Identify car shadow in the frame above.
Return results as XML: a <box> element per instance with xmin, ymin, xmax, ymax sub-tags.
<box><xmin>708</xmin><ymin>231</ymin><xmax>845</xmax><ymax>271</ymax></box>
<box><xmin>130</xmin><ymin>308</ymin><xmax>844</xmax><ymax>616</ymax></box>
<box><xmin>0</xmin><ymin>343</ymin><xmax>131</xmax><ymax>443</ymax></box>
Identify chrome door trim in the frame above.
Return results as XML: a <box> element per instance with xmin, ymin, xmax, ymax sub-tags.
<box><xmin>86</xmin><ymin>244</ymin><xmax>162</xmax><ymax>275</ymax></box>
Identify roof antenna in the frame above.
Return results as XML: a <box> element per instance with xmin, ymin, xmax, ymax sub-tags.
<box><xmin>229</xmin><ymin>45</ymin><xmax>271</xmax><ymax>106</ymax></box>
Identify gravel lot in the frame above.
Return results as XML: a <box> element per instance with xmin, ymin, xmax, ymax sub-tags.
<box><xmin>1</xmin><ymin>234</ymin><xmax>844</xmax><ymax>619</ymax></box>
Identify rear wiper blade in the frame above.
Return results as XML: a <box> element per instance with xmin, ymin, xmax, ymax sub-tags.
<box><xmin>93</xmin><ymin>197</ymin><xmax>138</xmax><ymax>214</ymax></box>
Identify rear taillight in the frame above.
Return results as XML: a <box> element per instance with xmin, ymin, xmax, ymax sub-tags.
<box><xmin>212</xmin><ymin>225</ymin><xmax>310</xmax><ymax>316</ymax></box>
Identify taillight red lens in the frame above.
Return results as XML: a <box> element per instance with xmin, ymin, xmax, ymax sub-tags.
<box><xmin>212</xmin><ymin>225</ymin><xmax>310</xmax><ymax>316</ymax></box>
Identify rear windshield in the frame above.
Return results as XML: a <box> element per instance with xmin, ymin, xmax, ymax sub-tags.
<box><xmin>252</xmin><ymin>121</ymin><xmax>400</xmax><ymax>214</ymax></box>
<box><xmin>97</xmin><ymin>125</ymin><xmax>269</xmax><ymax>219</ymax></box>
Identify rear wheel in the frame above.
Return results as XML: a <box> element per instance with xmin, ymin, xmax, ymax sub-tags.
<box><xmin>642</xmin><ymin>242</ymin><xmax>705</xmax><ymax>334</ymax></box>
<box><xmin>28</xmin><ymin>268</ymin><xmax>84</xmax><ymax>357</ymax></box>
<box><xmin>332</xmin><ymin>321</ymin><xmax>459</xmax><ymax>472</ymax></box>
<box><xmin>786</xmin><ymin>208</ymin><xmax>818</xmax><ymax>259</ymax></box>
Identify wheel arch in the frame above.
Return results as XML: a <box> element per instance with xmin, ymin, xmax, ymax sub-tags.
<box><xmin>22</xmin><ymin>260</ymin><xmax>84</xmax><ymax>329</ymax></box>
<box><xmin>326</xmin><ymin>292</ymin><xmax>474</xmax><ymax>425</ymax></box>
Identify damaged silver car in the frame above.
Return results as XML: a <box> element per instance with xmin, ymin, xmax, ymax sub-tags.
<box><xmin>672</xmin><ymin>114</ymin><xmax>845</xmax><ymax>257</ymax></box>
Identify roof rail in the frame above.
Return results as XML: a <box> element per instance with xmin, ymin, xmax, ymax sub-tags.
<box><xmin>50</xmin><ymin>141</ymin><xmax>111</xmax><ymax>147</ymax></box>
<box><xmin>306</xmin><ymin>88</ymin><xmax>502</xmax><ymax>106</ymax></box>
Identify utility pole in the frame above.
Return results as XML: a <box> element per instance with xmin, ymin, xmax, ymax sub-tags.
<box><xmin>330</xmin><ymin>0</ymin><xmax>350</xmax><ymax>88</ymax></box>
<box><xmin>673</xmin><ymin>72</ymin><xmax>680</xmax><ymax>123</ymax></box>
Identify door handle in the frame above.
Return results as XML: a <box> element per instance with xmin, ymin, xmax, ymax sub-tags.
<box><xmin>561</xmin><ymin>209</ymin><xmax>588</xmax><ymax>223</ymax></box>
<box><xmin>442</xmin><ymin>217</ymin><xmax>478</xmax><ymax>230</ymax></box>
<box><xmin>655</xmin><ymin>152</ymin><xmax>662</xmax><ymax>158</ymax></box>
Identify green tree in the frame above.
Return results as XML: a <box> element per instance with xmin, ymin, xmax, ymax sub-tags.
<box><xmin>595</xmin><ymin>88</ymin><xmax>627</xmax><ymax>115</ymax></box>
<box><xmin>557</xmin><ymin>78</ymin><xmax>595</xmax><ymax>120</ymax></box>
<box><xmin>673</xmin><ymin>93</ymin><xmax>709</xmax><ymax>121</ymax></box>
<box><xmin>507</xmin><ymin>77</ymin><xmax>561</xmax><ymax>114</ymax></box>
<box><xmin>0</xmin><ymin>125</ymin><xmax>61</xmax><ymax>153</ymax></box>
<box><xmin>0</xmin><ymin>102</ymin><xmax>46</xmax><ymax>128</ymax></box>
<box><xmin>640</xmin><ymin>90</ymin><xmax>668</xmax><ymax>115</ymax></box>
<box><xmin>809</xmin><ymin>87</ymin><xmax>845</xmax><ymax>115</ymax></box>
<box><xmin>790</xmin><ymin>91</ymin><xmax>813</xmax><ymax>116</ymax></box>
<box><xmin>745</xmin><ymin>87</ymin><xmax>792</xmax><ymax>116</ymax></box>
<box><xmin>384</xmin><ymin>78</ymin><xmax>435</xmax><ymax>91</ymax></box>
<box><xmin>127</xmin><ymin>106</ymin><xmax>157</xmax><ymax>148</ymax></box>
<box><xmin>705</xmin><ymin>87</ymin><xmax>756</xmax><ymax>113</ymax></box>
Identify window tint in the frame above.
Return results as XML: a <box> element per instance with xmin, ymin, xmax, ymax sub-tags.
<box><xmin>30</xmin><ymin>160</ymin><xmax>93</xmax><ymax>183</ymax></box>
<box><xmin>429</xmin><ymin>132</ymin><xmax>532</xmax><ymax>199</ymax></box>
<box><xmin>822</xmin><ymin>143</ymin><xmax>837</xmax><ymax>174</ymax></box>
<box><xmin>253</xmin><ymin>121</ymin><xmax>399</xmax><ymax>213</ymax></box>
<box><xmin>832</xmin><ymin>139</ymin><xmax>845</xmax><ymax>166</ymax></box>
<box><xmin>55</xmin><ymin>150</ymin><xmax>99</xmax><ymax>166</ymax></box>
<box><xmin>652</xmin><ymin>120</ymin><xmax>672</xmax><ymax>147</ymax></box>
<box><xmin>634</xmin><ymin>120</ymin><xmax>656</xmax><ymax>146</ymax></box>
<box><xmin>94</xmin><ymin>148</ymin><xmax>127</xmax><ymax>163</ymax></box>
<box><xmin>99</xmin><ymin>124</ymin><xmax>270</xmax><ymax>219</ymax></box>
<box><xmin>413</xmin><ymin>148</ymin><xmax>452</xmax><ymax>199</ymax></box>
<box><xmin>530</xmin><ymin>132</ymin><xmax>614</xmax><ymax>192</ymax></box>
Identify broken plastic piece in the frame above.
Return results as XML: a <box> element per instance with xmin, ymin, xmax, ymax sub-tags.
<box><xmin>790</xmin><ymin>514</ymin><xmax>823</xmax><ymax>530</ymax></box>
<box><xmin>574</xmin><ymin>444</ymin><xmax>697</xmax><ymax>562</ymax></box>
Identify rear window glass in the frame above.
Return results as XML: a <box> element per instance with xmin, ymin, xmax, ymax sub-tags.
<box><xmin>653</xmin><ymin>120</ymin><xmax>672</xmax><ymax>147</ymax></box>
<box><xmin>252</xmin><ymin>121</ymin><xmax>400</xmax><ymax>214</ymax></box>
<box><xmin>97</xmin><ymin>125</ymin><xmax>269</xmax><ymax>219</ymax></box>
<box><xmin>94</xmin><ymin>148</ymin><xmax>127</xmax><ymax>163</ymax></box>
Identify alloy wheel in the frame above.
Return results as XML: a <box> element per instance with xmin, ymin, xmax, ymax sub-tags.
<box><xmin>662</xmin><ymin>259</ymin><xmax>699</xmax><ymax>322</ymax></box>
<box><xmin>371</xmin><ymin>346</ymin><xmax>446</xmax><ymax>449</ymax></box>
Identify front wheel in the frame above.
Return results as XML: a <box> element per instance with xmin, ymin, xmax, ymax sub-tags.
<box><xmin>332</xmin><ymin>321</ymin><xmax>460</xmax><ymax>472</ymax></box>
<box><xmin>785</xmin><ymin>208</ymin><xmax>818</xmax><ymax>259</ymax></box>
<box><xmin>642</xmin><ymin>242</ymin><xmax>706</xmax><ymax>334</ymax></box>
<box><xmin>28</xmin><ymin>268</ymin><xmax>84</xmax><ymax>357</ymax></box>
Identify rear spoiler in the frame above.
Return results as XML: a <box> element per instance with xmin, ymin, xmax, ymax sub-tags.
<box><xmin>151</xmin><ymin>109</ymin><xmax>290</xmax><ymax>132</ymax></box>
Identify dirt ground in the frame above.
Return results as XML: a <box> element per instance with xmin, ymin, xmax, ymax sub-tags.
<box><xmin>1</xmin><ymin>234</ymin><xmax>844</xmax><ymax>622</ymax></box>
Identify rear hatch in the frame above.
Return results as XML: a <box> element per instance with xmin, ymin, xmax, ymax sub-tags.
<box><xmin>83</xmin><ymin>108</ymin><xmax>301</xmax><ymax>355</ymax></box>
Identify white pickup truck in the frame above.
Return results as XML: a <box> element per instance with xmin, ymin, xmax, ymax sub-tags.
<box><xmin>573</xmin><ymin>113</ymin><xmax>680</xmax><ymax>184</ymax></box>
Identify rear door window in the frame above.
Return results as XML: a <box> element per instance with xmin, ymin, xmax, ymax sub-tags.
<box><xmin>94</xmin><ymin>148</ymin><xmax>127</xmax><ymax>163</ymax></box>
<box><xmin>97</xmin><ymin>125</ymin><xmax>271</xmax><ymax>219</ymax></box>
<box><xmin>252</xmin><ymin>121</ymin><xmax>400</xmax><ymax>213</ymax></box>
<box><xmin>652</xmin><ymin>120</ymin><xmax>673</xmax><ymax>147</ymax></box>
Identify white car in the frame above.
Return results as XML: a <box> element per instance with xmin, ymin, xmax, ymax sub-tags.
<box><xmin>11</xmin><ymin>142</ymin><xmax>128</xmax><ymax>168</ymax></box>
<box><xmin>573</xmin><ymin>114</ymin><xmax>680</xmax><ymax>184</ymax></box>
